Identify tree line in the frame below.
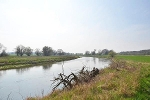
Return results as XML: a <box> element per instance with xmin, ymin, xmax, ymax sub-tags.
<box><xmin>85</xmin><ymin>49</ymin><xmax>116</xmax><ymax>57</ymax></box>
<box><xmin>0</xmin><ymin>43</ymin><xmax>66</xmax><ymax>57</ymax></box>
<box><xmin>119</xmin><ymin>49</ymin><xmax>150</xmax><ymax>55</ymax></box>
<box><xmin>0</xmin><ymin>43</ymin><xmax>116</xmax><ymax>57</ymax></box>
<box><xmin>15</xmin><ymin>45</ymin><xmax>66</xmax><ymax>56</ymax></box>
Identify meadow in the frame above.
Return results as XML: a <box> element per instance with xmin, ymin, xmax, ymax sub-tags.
<box><xmin>27</xmin><ymin>55</ymin><xmax>150</xmax><ymax>100</ymax></box>
<box><xmin>117</xmin><ymin>55</ymin><xmax>150</xmax><ymax>63</ymax></box>
<box><xmin>0</xmin><ymin>56</ymin><xmax>79</xmax><ymax>70</ymax></box>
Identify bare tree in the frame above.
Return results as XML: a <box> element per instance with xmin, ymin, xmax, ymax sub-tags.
<box><xmin>0</xmin><ymin>43</ymin><xmax>8</xmax><ymax>57</ymax></box>
<box><xmin>85</xmin><ymin>51</ymin><xmax>90</xmax><ymax>55</ymax></box>
<box><xmin>98</xmin><ymin>50</ymin><xmax>101</xmax><ymax>55</ymax></box>
<box><xmin>42</xmin><ymin>46</ymin><xmax>53</xmax><ymax>56</ymax></box>
<box><xmin>15</xmin><ymin>45</ymin><xmax>25</xmax><ymax>56</ymax></box>
<box><xmin>101</xmin><ymin>49</ymin><xmax>109</xmax><ymax>55</ymax></box>
<box><xmin>35</xmin><ymin>48</ymin><xmax>42</xmax><ymax>56</ymax></box>
<box><xmin>0</xmin><ymin>43</ymin><xmax>6</xmax><ymax>53</ymax></box>
<box><xmin>25</xmin><ymin>47</ymin><xmax>33</xmax><ymax>56</ymax></box>
<box><xmin>0</xmin><ymin>50</ymin><xmax>8</xmax><ymax>56</ymax></box>
<box><xmin>53</xmin><ymin>50</ymin><xmax>57</xmax><ymax>55</ymax></box>
<box><xmin>57</xmin><ymin>49</ymin><xmax>64</xmax><ymax>55</ymax></box>
<box><xmin>0</xmin><ymin>43</ymin><xmax>2</xmax><ymax>51</ymax></box>
<box><xmin>91</xmin><ymin>49</ymin><xmax>96</xmax><ymax>55</ymax></box>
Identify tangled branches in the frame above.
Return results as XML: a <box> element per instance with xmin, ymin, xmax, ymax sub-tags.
<box><xmin>51</xmin><ymin>67</ymin><xmax>99</xmax><ymax>91</ymax></box>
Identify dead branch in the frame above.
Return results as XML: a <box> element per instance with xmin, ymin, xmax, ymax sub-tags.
<box><xmin>51</xmin><ymin>66</ymin><xmax>100</xmax><ymax>91</ymax></box>
<box><xmin>7</xmin><ymin>92</ymin><xmax>12</xmax><ymax>100</ymax></box>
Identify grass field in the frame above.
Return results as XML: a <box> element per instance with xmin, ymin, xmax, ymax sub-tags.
<box><xmin>0</xmin><ymin>56</ymin><xmax>79</xmax><ymax>70</ymax></box>
<box><xmin>116</xmin><ymin>55</ymin><xmax>150</xmax><ymax>63</ymax></box>
<box><xmin>116</xmin><ymin>55</ymin><xmax>150</xmax><ymax>99</ymax></box>
<box><xmin>27</xmin><ymin>55</ymin><xmax>150</xmax><ymax>100</ymax></box>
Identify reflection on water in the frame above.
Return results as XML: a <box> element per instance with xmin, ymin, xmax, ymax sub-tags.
<box><xmin>85</xmin><ymin>59</ymin><xmax>89</xmax><ymax>63</ymax></box>
<box><xmin>0</xmin><ymin>57</ymin><xmax>110</xmax><ymax>100</ymax></box>
<box><xmin>93</xmin><ymin>57</ymin><xmax>96</xmax><ymax>64</ymax></box>
<box><xmin>56</xmin><ymin>62</ymin><xmax>63</xmax><ymax>65</ymax></box>
<box><xmin>0</xmin><ymin>71</ymin><xmax>6</xmax><ymax>77</ymax></box>
<box><xmin>42</xmin><ymin>63</ymin><xmax>53</xmax><ymax>70</ymax></box>
<box><xmin>16</xmin><ymin>67</ymin><xmax>30</xmax><ymax>74</ymax></box>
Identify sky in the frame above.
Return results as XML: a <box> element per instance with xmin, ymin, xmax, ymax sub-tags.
<box><xmin>0</xmin><ymin>0</ymin><xmax>150</xmax><ymax>53</ymax></box>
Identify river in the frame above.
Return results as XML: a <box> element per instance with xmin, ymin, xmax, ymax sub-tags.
<box><xmin>0</xmin><ymin>57</ymin><xmax>110</xmax><ymax>100</ymax></box>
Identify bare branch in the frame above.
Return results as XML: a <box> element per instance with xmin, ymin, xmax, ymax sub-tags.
<box><xmin>51</xmin><ymin>66</ymin><xmax>100</xmax><ymax>91</ymax></box>
<box><xmin>7</xmin><ymin>92</ymin><xmax>12</xmax><ymax>100</ymax></box>
<box><xmin>18</xmin><ymin>92</ymin><xmax>24</xmax><ymax>100</ymax></box>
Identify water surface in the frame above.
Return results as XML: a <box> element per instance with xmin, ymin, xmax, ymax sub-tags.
<box><xmin>0</xmin><ymin>57</ymin><xmax>110</xmax><ymax>100</ymax></box>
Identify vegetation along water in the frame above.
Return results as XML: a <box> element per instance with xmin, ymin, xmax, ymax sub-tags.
<box><xmin>0</xmin><ymin>57</ymin><xmax>110</xmax><ymax>100</ymax></box>
<box><xmin>0</xmin><ymin>56</ymin><xmax>79</xmax><ymax>70</ymax></box>
<box><xmin>27</xmin><ymin>55</ymin><xmax>150</xmax><ymax>100</ymax></box>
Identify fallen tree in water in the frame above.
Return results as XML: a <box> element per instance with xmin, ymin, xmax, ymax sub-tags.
<box><xmin>51</xmin><ymin>66</ymin><xmax>99</xmax><ymax>91</ymax></box>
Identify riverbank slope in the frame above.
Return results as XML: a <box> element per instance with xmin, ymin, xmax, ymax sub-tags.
<box><xmin>28</xmin><ymin>55</ymin><xmax>150</xmax><ymax>100</ymax></box>
<box><xmin>0</xmin><ymin>56</ymin><xmax>79</xmax><ymax>70</ymax></box>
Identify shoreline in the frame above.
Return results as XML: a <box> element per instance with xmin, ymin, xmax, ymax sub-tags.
<box><xmin>27</xmin><ymin>55</ymin><xmax>150</xmax><ymax>100</ymax></box>
<box><xmin>0</xmin><ymin>56</ymin><xmax>79</xmax><ymax>70</ymax></box>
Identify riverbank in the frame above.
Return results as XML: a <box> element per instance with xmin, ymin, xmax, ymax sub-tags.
<box><xmin>0</xmin><ymin>56</ymin><xmax>79</xmax><ymax>70</ymax></box>
<box><xmin>27</xmin><ymin>55</ymin><xmax>150</xmax><ymax>100</ymax></box>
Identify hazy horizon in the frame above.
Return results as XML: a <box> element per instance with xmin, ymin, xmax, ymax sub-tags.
<box><xmin>0</xmin><ymin>0</ymin><xmax>150</xmax><ymax>53</ymax></box>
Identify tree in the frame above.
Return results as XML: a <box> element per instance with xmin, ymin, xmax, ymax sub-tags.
<box><xmin>57</xmin><ymin>49</ymin><xmax>64</xmax><ymax>55</ymax></box>
<box><xmin>85</xmin><ymin>51</ymin><xmax>90</xmax><ymax>55</ymax></box>
<box><xmin>53</xmin><ymin>50</ymin><xmax>57</xmax><ymax>55</ymax></box>
<box><xmin>101</xmin><ymin>49</ymin><xmax>109</xmax><ymax>55</ymax></box>
<box><xmin>42</xmin><ymin>46</ymin><xmax>53</xmax><ymax>56</ymax></box>
<box><xmin>0</xmin><ymin>50</ymin><xmax>8</xmax><ymax>57</ymax></box>
<box><xmin>0</xmin><ymin>43</ymin><xmax>6</xmax><ymax>53</ymax></box>
<box><xmin>0</xmin><ymin>43</ymin><xmax>8</xmax><ymax>57</ymax></box>
<box><xmin>15</xmin><ymin>45</ymin><xmax>25</xmax><ymax>56</ymax></box>
<box><xmin>35</xmin><ymin>48</ymin><xmax>42</xmax><ymax>56</ymax></box>
<box><xmin>91</xmin><ymin>49</ymin><xmax>96</xmax><ymax>55</ymax></box>
<box><xmin>109</xmin><ymin>50</ymin><xmax>116</xmax><ymax>58</ymax></box>
<box><xmin>25</xmin><ymin>47</ymin><xmax>33</xmax><ymax>56</ymax></box>
<box><xmin>0</xmin><ymin>43</ymin><xmax>2</xmax><ymax>52</ymax></box>
<box><xmin>98</xmin><ymin>50</ymin><xmax>101</xmax><ymax>55</ymax></box>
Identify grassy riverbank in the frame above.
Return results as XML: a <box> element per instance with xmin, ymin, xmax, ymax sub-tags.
<box><xmin>27</xmin><ymin>55</ymin><xmax>150</xmax><ymax>100</ymax></box>
<box><xmin>0</xmin><ymin>56</ymin><xmax>79</xmax><ymax>70</ymax></box>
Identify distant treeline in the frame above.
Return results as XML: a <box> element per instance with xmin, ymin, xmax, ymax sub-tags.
<box><xmin>0</xmin><ymin>43</ymin><xmax>75</xmax><ymax>57</ymax></box>
<box><xmin>119</xmin><ymin>49</ymin><xmax>150</xmax><ymax>55</ymax></box>
<box><xmin>85</xmin><ymin>49</ymin><xmax>116</xmax><ymax>56</ymax></box>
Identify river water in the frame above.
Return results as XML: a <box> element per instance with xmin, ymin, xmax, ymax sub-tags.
<box><xmin>0</xmin><ymin>57</ymin><xmax>110</xmax><ymax>100</ymax></box>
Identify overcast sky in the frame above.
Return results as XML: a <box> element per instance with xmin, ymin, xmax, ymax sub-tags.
<box><xmin>0</xmin><ymin>0</ymin><xmax>150</xmax><ymax>53</ymax></box>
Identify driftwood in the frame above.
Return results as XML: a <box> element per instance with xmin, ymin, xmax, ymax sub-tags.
<box><xmin>51</xmin><ymin>67</ymin><xmax>100</xmax><ymax>91</ymax></box>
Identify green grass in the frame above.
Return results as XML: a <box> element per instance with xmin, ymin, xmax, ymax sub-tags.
<box><xmin>135</xmin><ymin>64</ymin><xmax>150</xmax><ymax>99</ymax></box>
<box><xmin>117</xmin><ymin>55</ymin><xmax>150</xmax><ymax>99</ymax></box>
<box><xmin>0</xmin><ymin>56</ymin><xmax>79</xmax><ymax>70</ymax></box>
<box><xmin>116</xmin><ymin>55</ymin><xmax>150</xmax><ymax>63</ymax></box>
<box><xmin>27</xmin><ymin>55</ymin><xmax>150</xmax><ymax>100</ymax></box>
